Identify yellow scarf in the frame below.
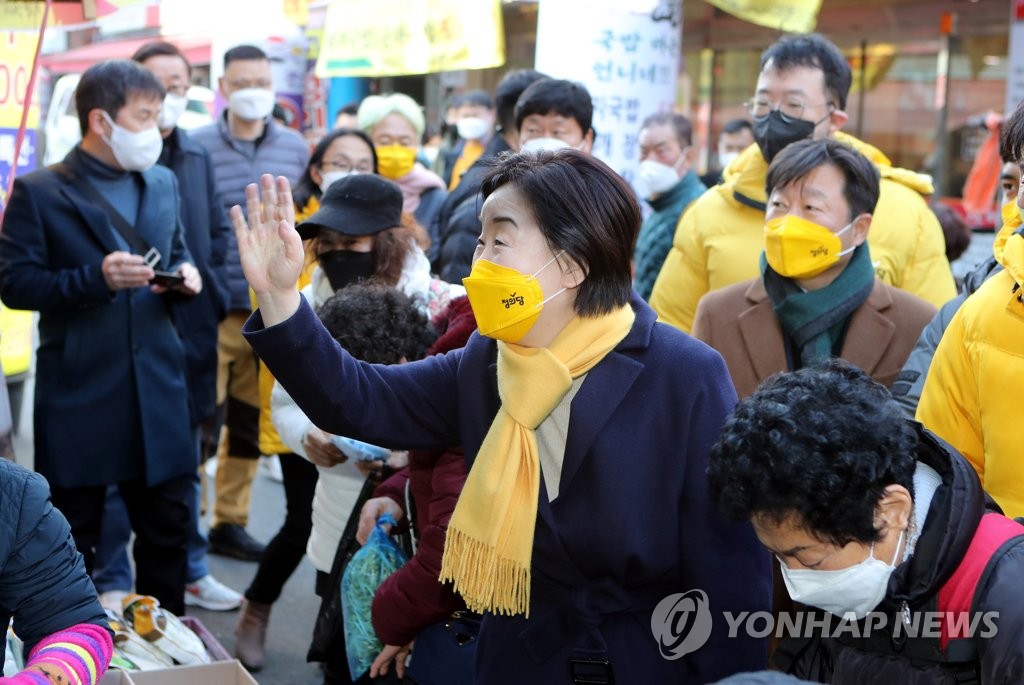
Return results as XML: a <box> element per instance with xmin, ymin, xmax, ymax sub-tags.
<box><xmin>439</xmin><ymin>304</ymin><xmax>636</xmax><ymax>616</ymax></box>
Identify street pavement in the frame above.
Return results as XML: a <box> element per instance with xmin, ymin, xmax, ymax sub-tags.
<box><xmin>13</xmin><ymin>380</ymin><xmax>326</xmax><ymax>685</ymax></box>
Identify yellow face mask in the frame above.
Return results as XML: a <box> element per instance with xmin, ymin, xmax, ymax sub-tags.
<box><xmin>375</xmin><ymin>144</ymin><xmax>417</xmax><ymax>180</ymax></box>
<box><xmin>764</xmin><ymin>214</ymin><xmax>856</xmax><ymax>280</ymax></box>
<box><xmin>462</xmin><ymin>255</ymin><xmax>566</xmax><ymax>343</ymax></box>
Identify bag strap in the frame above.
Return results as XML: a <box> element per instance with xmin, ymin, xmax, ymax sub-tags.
<box><xmin>73</xmin><ymin>175</ymin><xmax>162</xmax><ymax>268</ymax></box>
<box><xmin>939</xmin><ymin>512</ymin><xmax>1024</xmax><ymax>653</ymax></box>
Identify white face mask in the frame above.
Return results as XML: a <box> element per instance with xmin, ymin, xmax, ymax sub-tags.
<box><xmin>101</xmin><ymin>111</ymin><xmax>163</xmax><ymax>172</ymax></box>
<box><xmin>520</xmin><ymin>137</ymin><xmax>572</xmax><ymax>154</ymax></box>
<box><xmin>319</xmin><ymin>170</ymin><xmax>354</xmax><ymax>194</ymax></box>
<box><xmin>158</xmin><ymin>93</ymin><xmax>189</xmax><ymax>130</ymax></box>
<box><xmin>779</xmin><ymin>529</ymin><xmax>904</xmax><ymax>620</ymax></box>
<box><xmin>718</xmin><ymin>149</ymin><xmax>740</xmax><ymax>170</ymax></box>
<box><xmin>457</xmin><ymin>116</ymin><xmax>491</xmax><ymax>142</ymax></box>
<box><xmin>229</xmin><ymin>88</ymin><xmax>276</xmax><ymax>121</ymax></box>
<box><xmin>638</xmin><ymin>159</ymin><xmax>681</xmax><ymax>196</ymax></box>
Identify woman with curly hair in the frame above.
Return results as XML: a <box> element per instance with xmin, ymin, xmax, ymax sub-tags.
<box><xmin>707</xmin><ymin>360</ymin><xmax>1024</xmax><ymax>683</ymax></box>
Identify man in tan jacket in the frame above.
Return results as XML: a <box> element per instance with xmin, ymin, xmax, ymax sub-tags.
<box><xmin>693</xmin><ymin>138</ymin><xmax>935</xmax><ymax>399</ymax></box>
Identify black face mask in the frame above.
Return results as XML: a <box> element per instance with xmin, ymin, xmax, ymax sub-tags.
<box><xmin>319</xmin><ymin>249</ymin><xmax>377</xmax><ymax>291</ymax></box>
<box><xmin>752</xmin><ymin>110</ymin><xmax>818</xmax><ymax>163</ymax></box>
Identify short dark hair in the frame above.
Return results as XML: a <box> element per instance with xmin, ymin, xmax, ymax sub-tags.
<box><xmin>514</xmin><ymin>79</ymin><xmax>593</xmax><ymax>135</ymax></box>
<box><xmin>223</xmin><ymin>44</ymin><xmax>267</xmax><ymax>70</ymax></box>
<box><xmin>292</xmin><ymin>127</ymin><xmax>378</xmax><ymax>213</ymax></box>
<box><xmin>722</xmin><ymin>118</ymin><xmax>753</xmax><ymax>136</ymax></box>
<box><xmin>1000</xmin><ymin>100</ymin><xmax>1024</xmax><ymax>164</ymax></box>
<box><xmin>707</xmin><ymin>359</ymin><xmax>918</xmax><ymax>548</ymax></box>
<box><xmin>640</xmin><ymin>112</ymin><xmax>692</xmax><ymax>148</ymax></box>
<box><xmin>931</xmin><ymin>202</ymin><xmax>971</xmax><ymax>262</ymax></box>
<box><xmin>131</xmin><ymin>40</ymin><xmax>191</xmax><ymax>74</ymax></box>
<box><xmin>458</xmin><ymin>90</ymin><xmax>495</xmax><ymax>110</ymax></box>
<box><xmin>336</xmin><ymin>102</ymin><xmax>360</xmax><ymax>119</ymax></box>
<box><xmin>316</xmin><ymin>283</ymin><xmax>436</xmax><ymax>365</ymax></box>
<box><xmin>480</xmin><ymin>149</ymin><xmax>638</xmax><ymax>316</ymax></box>
<box><xmin>494</xmin><ymin>69</ymin><xmax>548</xmax><ymax>133</ymax></box>
<box><xmin>75</xmin><ymin>59</ymin><xmax>165</xmax><ymax>136</ymax></box>
<box><xmin>760</xmin><ymin>33</ymin><xmax>852</xmax><ymax>111</ymax></box>
<box><xmin>766</xmin><ymin>138</ymin><xmax>880</xmax><ymax>221</ymax></box>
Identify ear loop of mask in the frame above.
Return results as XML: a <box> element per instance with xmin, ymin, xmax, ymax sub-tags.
<box><xmin>834</xmin><ymin>219</ymin><xmax>858</xmax><ymax>258</ymax></box>
<box><xmin>530</xmin><ymin>251</ymin><xmax>568</xmax><ymax>308</ymax></box>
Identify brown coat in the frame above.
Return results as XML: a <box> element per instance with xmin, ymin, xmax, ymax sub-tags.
<box><xmin>692</xmin><ymin>277</ymin><xmax>937</xmax><ymax>399</ymax></box>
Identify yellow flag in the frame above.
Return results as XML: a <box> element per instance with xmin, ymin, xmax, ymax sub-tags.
<box><xmin>315</xmin><ymin>0</ymin><xmax>504</xmax><ymax>78</ymax></box>
<box><xmin>705</xmin><ymin>0</ymin><xmax>823</xmax><ymax>34</ymax></box>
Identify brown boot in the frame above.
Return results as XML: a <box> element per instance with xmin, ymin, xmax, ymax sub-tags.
<box><xmin>234</xmin><ymin>600</ymin><xmax>271</xmax><ymax>671</ymax></box>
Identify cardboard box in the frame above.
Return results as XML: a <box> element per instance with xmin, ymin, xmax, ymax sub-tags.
<box><xmin>102</xmin><ymin>661</ymin><xmax>257</xmax><ymax>685</ymax></box>
<box><xmin>98</xmin><ymin>670</ymin><xmax>133</xmax><ymax>685</ymax></box>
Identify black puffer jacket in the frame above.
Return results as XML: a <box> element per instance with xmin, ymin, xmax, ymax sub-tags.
<box><xmin>0</xmin><ymin>459</ymin><xmax>110</xmax><ymax>659</ymax></box>
<box><xmin>774</xmin><ymin>425</ymin><xmax>1024</xmax><ymax>684</ymax></box>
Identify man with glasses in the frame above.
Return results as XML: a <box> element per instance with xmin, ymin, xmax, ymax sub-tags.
<box><xmin>650</xmin><ymin>33</ymin><xmax>955</xmax><ymax>334</ymax></box>
<box><xmin>191</xmin><ymin>44</ymin><xmax>308</xmax><ymax>562</ymax></box>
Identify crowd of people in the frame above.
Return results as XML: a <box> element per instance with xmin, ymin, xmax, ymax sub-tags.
<box><xmin>0</xmin><ymin>26</ymin><xmax>1022</xmax><ymax>685</ymax></box>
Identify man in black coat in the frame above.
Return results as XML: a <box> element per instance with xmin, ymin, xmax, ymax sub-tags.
<box><xmin>0</xmin><ymin>60</ymin><xmax>200</xmax><ymax>615</ymax></box>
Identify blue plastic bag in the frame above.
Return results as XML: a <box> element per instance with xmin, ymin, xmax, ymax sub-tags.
<box><xmin>341</xmin><ymin>513</ymin><xmax>407</xmax><ymax>680</ymax></box>
<box><xmin>330</xmin><ymin>435</ymin><xmax>391</xmax><ymax>462</ymax></box>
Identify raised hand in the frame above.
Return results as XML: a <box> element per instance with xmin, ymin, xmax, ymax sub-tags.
<box><xmin>230</xmin><ymin>174</ymin><xmax>303</xmax><ymax>325</ymax></box>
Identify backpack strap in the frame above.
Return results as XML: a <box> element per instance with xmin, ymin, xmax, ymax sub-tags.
<box><xmin>939</xmin><ymin>513</ymin><xmax>1024</xmax><ymax>653</ymax></box>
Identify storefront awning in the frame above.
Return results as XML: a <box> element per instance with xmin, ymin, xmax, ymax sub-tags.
<box><xmin>41</xmin><ymin>34</ymin><xmax>211</xmax><ymax>74</ymax></box>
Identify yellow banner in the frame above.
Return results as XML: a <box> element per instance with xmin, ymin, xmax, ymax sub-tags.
<box><xmin>0</xmin><ymin>31</ymin><xmax>41</xmax><ymax>129</ymax></box>
<box><xmin>847</xmin><ymin>44</ymin><xmax>897</xmax><ymax>94</ymax></box>
<box><xmin>705</xmin><ymin>0</ymin><xmax>822</xmax><ymax>34</ymax></box>
<box><xmin>283</xmin><ymin>0</ymin><xmax>309</xmax><ymax>26</ymax></box>
<box><xmin>315</xmin><ymin>0</ymin><xmax>504</xmax><ymax>78</ymax></box>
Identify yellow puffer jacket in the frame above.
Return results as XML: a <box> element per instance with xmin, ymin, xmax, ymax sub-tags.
<box><xmin>916</xmin><ymin>208</ymin><xmax>1024</xmax><ymax>517</ymax></box>
<box><xmin>255</xmin><ymin>196</ymin><xmax>320</xmax><ymax>455</ymax></box>
<box><xmin>649</xmin><ymin>132</ymin><xmax>957</xmax><ymax>333</ymax></box>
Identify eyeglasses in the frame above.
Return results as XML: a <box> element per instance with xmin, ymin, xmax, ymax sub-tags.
<box><xmin>320</xmin><ymin>158</ymin><xmax>374</xmax><ymax>174</ymax></box>
<box><xmin>746</xmin><ymin>98</ymin><xmax>833</xmax><ymax>123</ymax></box>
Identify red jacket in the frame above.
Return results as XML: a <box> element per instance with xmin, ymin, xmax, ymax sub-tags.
<box><xmin>370</xmin><ymin>296</ymin><xmax>475</xmax><ymax>645</ymax></box>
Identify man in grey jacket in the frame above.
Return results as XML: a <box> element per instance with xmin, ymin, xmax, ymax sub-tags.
<box><xmin>190</xmin><ymin>44</ymin><xmax>308</xmax><ymax>562</ymax></box>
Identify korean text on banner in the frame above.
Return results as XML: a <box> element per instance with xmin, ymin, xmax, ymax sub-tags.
<box><xmin>0</xmin><ymin>31</ymin><xmax>41</xmax><ymax>209</ymax></box>
<box><xmin>315</xmin><ymin>0</ymin><xmax>504</xmax><ymax>78</ymax></box>
<box><xmin>534</xmin><ymin>0</ymin><xmax>682</xmax><ymax>186</ymax></box>
<box><xmin>705</xmin><ymin>0</ymin><xmax>823</xmax><ymax>34</ymax></box>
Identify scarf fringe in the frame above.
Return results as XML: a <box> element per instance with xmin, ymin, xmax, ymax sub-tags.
<box><xmin>440</xmin><ymin>528</ymin><xmax>531</xmax><ymax>618</ymax></box>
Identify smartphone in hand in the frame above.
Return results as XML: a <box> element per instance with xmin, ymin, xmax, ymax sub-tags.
<box><xmin>150</xmin><ymin>270</ymin><xmax>185</xmax><ymax>287</ymax></box>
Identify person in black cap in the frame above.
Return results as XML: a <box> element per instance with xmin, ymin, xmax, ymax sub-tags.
<box><xmin>233</xmin><ymin>173</ymin><xmax>464</xmax><ymax>673</ymax></box>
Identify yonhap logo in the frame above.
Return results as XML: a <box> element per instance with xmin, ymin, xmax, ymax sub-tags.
<box><xmin>651</xmin><ymin>590</ymin><xmax>713</xmax><ymax>659</ymax></box>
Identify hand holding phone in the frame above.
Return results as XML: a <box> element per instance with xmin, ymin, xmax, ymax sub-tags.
<box><xmin>150</xmin><ymin>270</ymin><xmax>186</xmax><ymax>287</ymax></box>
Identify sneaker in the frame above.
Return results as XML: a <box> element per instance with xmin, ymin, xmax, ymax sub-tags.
<box><xmin>98</xmin><ymin>590</ymin><xmax>129</xmax><ymax>614</ymax></box>
<box><xmin>185</xmin><ymin>574</ymin><xmax>243</xmax><ymax>611</ymax></box>
<box><xmin>260</xmin><ymin>455</ymin><xmax>283</xmax><ymax>483</ymax></box>
<box><xmin>208</xmin><ymin>523</ymin><xmax>266</xmax><ymax>561</ymax></box>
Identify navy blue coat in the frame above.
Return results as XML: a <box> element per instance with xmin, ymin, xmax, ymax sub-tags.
<box><xmin>161</xmin><ymin>128</ymin><xmax>230</xmax><ymax>426</ymax></box>
<box><xmin>245</xmin><ymin>294</ymin><xmax>772</xmax><ymax>683</ymax></box>
<box><xmin>0</xmin><ymin>147</ymin><xmax>195</xmax><ymax>488</ymax></box>
<box><xmin>0</xmin><ymin>458</ymin><xmax>109</xmax><ymax>660</ymax></box>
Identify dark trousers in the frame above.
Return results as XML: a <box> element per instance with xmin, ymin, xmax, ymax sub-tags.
<box><xmin>52</xmin><ymin>475</ymin><xmax>192</xmax><ymax>615</ymax></box>
<box><xmin>245</xmin><ymin>451</ymin><xmax>318</xmax><ymax>604</ymax></box>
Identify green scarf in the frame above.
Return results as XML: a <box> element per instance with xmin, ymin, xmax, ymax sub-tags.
<box><xmin>760</xmin><ymin>244</ymin><xmax>875</xmax><ymax>368</ymax></box>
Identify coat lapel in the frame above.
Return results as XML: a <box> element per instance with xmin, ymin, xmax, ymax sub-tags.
<box><xmin>840</xmin><ymin>281</ymin><xmax>896</xmax><ymax>377</ymax></box>
<box><xmin>557</xmin><ymin>352</ymin><xmax>644</xmax><ymax>500</ymax></box>
<box><xmin>53</xmin><ymin>152</ymin><xmax>122</xmax><ymax>255</ymax></box>
<box><xmin>136</xmin><ymin>168</ymin><xmax>167</xmax><ymax>263</ymax></box>
<box><xmin>736</xmin><ymin>280</ymin><xmax>788</xmax><ymax>381</ymax></box>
